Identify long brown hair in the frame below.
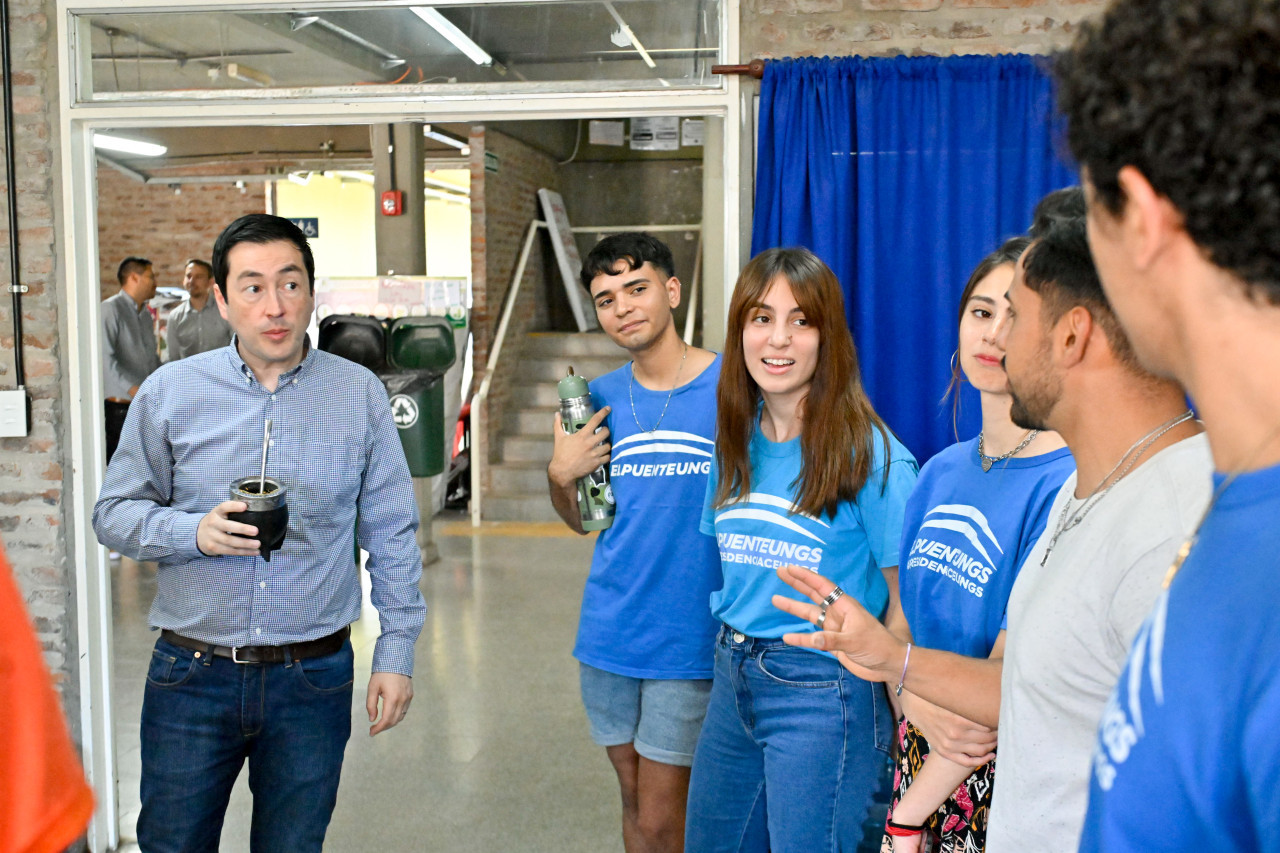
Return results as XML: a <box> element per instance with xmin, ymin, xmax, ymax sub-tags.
<box><xmin>714</xmin><ymin>247</ymin><xmax>892</xmax><ymax>519</ymax></box>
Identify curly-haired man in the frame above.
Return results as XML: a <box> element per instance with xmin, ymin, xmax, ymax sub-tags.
<box><xmin>1056</xmin><ymin>0</ymin><xmax>1280</xmax><ymax>849</ymax></box>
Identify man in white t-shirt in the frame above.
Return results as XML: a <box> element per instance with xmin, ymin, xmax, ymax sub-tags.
<box><xmin>983</xmin><ymin>218</ymin><xmax>1213</xmax><ymax>851</ymax></box>
<box><xmin>773</xmin><ymin>217</ymin><xmax>1211</xmax><ymax>853</ymax></box>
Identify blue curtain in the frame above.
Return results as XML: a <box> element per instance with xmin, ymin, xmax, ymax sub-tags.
<box><xmin>752</xmin><ymin>55</ymin><xmax>1075</xmax><ymax>463</ymax></box>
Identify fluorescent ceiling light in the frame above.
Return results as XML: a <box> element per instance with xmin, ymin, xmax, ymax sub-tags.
<box><xmin>410</xmin><ymin>7</ymin><xmax>493</xmax><ymax>66</ymax></box>
<box><xmin>422</xmin><ymin>124</ymin><xmax>470</xmax><ymax>155</ymax></box>
<box><xmin>330</xmin><ymin>171</ymin><xmax>376</xmax><ymax>183</ymax></box>
<box><xmin>93</xmin><ymin>134</ymin><xmax>167</xmax><ymax>158</ymax></box>
<box><xmin>424</xmin><ymin>187</ymin><xmax>468</xmax><ymax>205</ymax></box>
<box><xmin>287</xmin><ymin>172</ymin><xmax>311</xmax><ymax>186</ymax></box>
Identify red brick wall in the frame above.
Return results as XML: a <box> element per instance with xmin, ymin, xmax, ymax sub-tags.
<box><xmin>469</xmin><ymin>127</ymin><xmax>562</xmax><ymax>465</ymax></box>
<box><xmin>0</xmin><ymin>0</ymin><xmax>77</xmax><ymax>723</ymax></box>
<box><xmin>95</xmin><ymin>166</ymin><xmax>267</xmax><ymax>299</ymax></box>
<box><xmin>743</xmin><ymin>0</ymin><xmax>1109</xmax><ymax>58</ymax></box>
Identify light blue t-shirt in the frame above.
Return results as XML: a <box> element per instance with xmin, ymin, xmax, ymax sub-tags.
<box><xmin>573</xmin><ymin>356</ymin><xmax>723</xmax><ymax>679</ymax></box>
<box><xmin>898</xmin><ymin>437</ymin><xmax>1073</xmax><ymax>658</ymax></box>
<box><xmin>700</xmin><ymin>424</ymin><xmax>917</xmax><ymax>638</ymax></box>
<box><xmin>1079</xmin><ymin>462</ymin><xmax>1280</xmax><ymax>853</ymax></box>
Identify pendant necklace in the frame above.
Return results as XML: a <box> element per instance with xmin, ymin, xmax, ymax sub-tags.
<box><xmin>977</xmin><ymin>429</ymin><xmax>1040</xmax><ymax>472</ymax></box>
<box><xmin>1040</xmin><ymin>409</ymin><xmax>1194</xmax><ymax>567</ymax></box>
<box><xmin>629</xmin><ymin>343</ymin><xmax>687</xmax><ymax>434</ymax></box>
<box><xmin>1162</xmin><ymin>422</ymin><xmax>1280</xmax><ymax>589</ymax></box>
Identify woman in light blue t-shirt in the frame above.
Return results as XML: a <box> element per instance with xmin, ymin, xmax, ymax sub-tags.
<box><xmin>685</xmin><ymin>247</ymin><xmax>918</xmax><ymax>853</ymax></box>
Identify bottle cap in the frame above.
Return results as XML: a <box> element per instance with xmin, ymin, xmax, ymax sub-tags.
<box><xmin>557</xmin><ymin>367</ymin><xmax>589</xmax><ymax>400</ymax></box>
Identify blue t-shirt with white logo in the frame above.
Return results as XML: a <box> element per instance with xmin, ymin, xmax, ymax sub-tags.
<box><xmin>700</xmin><ymin>423</ymin><xmax>918</xmax><ymax>638</ymax></box>
<box><xmin>1079</xmin><ymin>462</ymin><xmax>1280</xmax><ymax>853</ymax></box>
<box><xmin>573</xmin><ymin>356</ymin><xmax>723</xmax><ymax>679</ymax></box>
<box><xmin>899</xmin><ymin>437</ymin><xmax>1073</xmax><ymax>658</ymax></box>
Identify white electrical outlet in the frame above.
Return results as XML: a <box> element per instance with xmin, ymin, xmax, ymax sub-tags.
<box><xmin>0</xmin><ymin>389</ymin><xmax>28</xmax><ymax>437</ymax></box>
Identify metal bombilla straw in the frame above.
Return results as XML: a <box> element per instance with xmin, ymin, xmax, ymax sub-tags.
<box><xmin>259</xmin><ymin>418</ymin><xmax>272</xmax><ymax>494</ymax></box>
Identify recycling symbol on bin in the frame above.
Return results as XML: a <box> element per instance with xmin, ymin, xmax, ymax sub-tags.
<box><xmin>390</xmin><ymin>394</ymin><xmax>419</xmax><ymax>429</ymax></box>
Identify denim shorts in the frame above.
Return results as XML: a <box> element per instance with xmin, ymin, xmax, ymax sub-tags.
<box><xmin>579</xmin><ymin>662</ymin><xmax>713</xmax><ymax>767</ymax></box>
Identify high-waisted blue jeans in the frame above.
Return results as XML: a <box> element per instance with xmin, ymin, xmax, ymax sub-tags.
<box><xmin>137</xmin><ymin>636</ymin><xmax>354</xmax><ymax>853</ymax></box>
<box><xmin>686</xmin><ymin>627</ymin><xmax>894</xmax><ymax>853</ymax></box>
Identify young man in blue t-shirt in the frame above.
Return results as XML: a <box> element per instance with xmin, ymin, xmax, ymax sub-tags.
<box><xmin>1055</xmin><ymin>2</ymin><xmax>1280</xmax><ymax>849</ymax></box>
<box><xmin>548</xmin><ymin>233</ymin><xmax>720</xmax><ymax>852</ymax></box>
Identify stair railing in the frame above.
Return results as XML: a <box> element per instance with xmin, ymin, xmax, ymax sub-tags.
<box><xmin>470</xmin><ymin>218</ymin><xmax>547</xmax><ymax>527</ymax></box>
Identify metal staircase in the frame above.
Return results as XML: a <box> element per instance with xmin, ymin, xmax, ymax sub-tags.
<box><xmin>483</xmin><ymin>331</ymin><xmax>630</xmax><ymax>522</ymax></box>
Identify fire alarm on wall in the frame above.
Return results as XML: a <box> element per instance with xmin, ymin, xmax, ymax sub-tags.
<box><xmin>381</xmin><ymin>189</ymin><xmax>404</xmax><ymax>216</ymax></box>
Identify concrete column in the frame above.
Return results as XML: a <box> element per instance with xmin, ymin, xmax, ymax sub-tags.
<box><xmin>370</xmin><ymin>123</ymin><xmax>438</xmax><ymax>565</ymax></box>
<box><xmin>370</xmin><ymin>123</ymin><xmax>426</xmax><ymax>276</ymax></box>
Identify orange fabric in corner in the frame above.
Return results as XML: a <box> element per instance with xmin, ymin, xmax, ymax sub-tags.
<box><xmin>0</xmin><ymin>545</ymin><xmax>95</xmax><ymax>853</ymax></box>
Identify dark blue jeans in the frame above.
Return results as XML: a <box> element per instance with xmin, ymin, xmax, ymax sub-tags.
<box><xmin>137</xmin><ymin>636</ymin><xmax>354</xmax><ymax>853</ymax></box>
<box><xmin>686</xmin><ymin>627</ymin><xmax>895</xmax><ymax>853</ymax></box>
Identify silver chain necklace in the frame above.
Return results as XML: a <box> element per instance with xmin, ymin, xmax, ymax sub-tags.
<box><xmin>977</xmin><ymin>429</ymin><xmax>1040</xmax><ymax>472</ymax></box>
<box><xmin>1162</xmin><ymin>421</ymin><xmax>1280</xmax><ymax>589</ymax></box>
<box><xmin>1039</xmin><ymin>409</ymin><xmax>1194</xmax><ymax>567</ymax></box>
<box><xmin>629</xmin><ymin>343</ymin><xmax>687</xmax><ymax>434</ymax></box>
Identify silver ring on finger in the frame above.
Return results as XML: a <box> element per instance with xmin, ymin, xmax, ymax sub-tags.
<box><xmin>822</xmin><ymin>586</ymin><xmax>846</xmax><ymax>606</ymax></box>
<box><xmin>815</xmin><ymin>603</ymin><xmax>829</xmax><ymax>630</ymax></box>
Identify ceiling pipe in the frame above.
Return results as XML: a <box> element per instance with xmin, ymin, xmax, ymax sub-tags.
<box><xmin>291</xmin><ymin>14</ymin><xmax>407</xmax><ymax>70</ymax></box>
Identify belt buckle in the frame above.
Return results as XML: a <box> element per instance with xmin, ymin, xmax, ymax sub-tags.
<box><xmin>231</xmin><ymin>646</ymin><xmax>251</xmax><ymax>664</ymax></box>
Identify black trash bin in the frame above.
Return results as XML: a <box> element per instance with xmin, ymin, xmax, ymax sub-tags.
<box><xmin>318</xmin><ymin>314</ymin><xmax>387</xmax><ymax>372</ymax></box>
<box><xmin>318</xmin><ymin>314</ymin><xmax>456</xmax><ymax>478</ymax></box>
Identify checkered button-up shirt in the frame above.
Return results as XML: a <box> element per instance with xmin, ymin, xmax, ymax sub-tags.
<box><xmin>93</xmin><ymin>341</ymin><xmax>426</xmax><ymax>676</ymax></box>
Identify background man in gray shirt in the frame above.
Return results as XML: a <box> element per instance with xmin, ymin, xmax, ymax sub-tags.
<box><xmin>101</xmin><ymin>256</ymin><xmax>160</xmax><ymax>462</ymax></box>
<box><xmin>166</xmin><ymin>258</ymin><xmax>231</xmax><ymax>361</ymax></box>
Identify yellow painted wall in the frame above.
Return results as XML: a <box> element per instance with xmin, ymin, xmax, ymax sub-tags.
<box><xmin>273</xmin><ymin>170</ymin><xmax>469</xmax><ymax>278</ymax></box>
<box><xmin>423</xmin><ymin>170</ymin><xmax>471</xmax><ymax>278</ymax></box>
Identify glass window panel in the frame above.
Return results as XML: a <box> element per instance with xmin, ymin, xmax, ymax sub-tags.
<box><xmin>80</xmin><ymin>2</ymin><xmax>721</xmax><ymax>99</ymax></box>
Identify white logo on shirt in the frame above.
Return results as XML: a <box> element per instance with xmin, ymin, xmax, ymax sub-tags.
<box><xmin>717</xmin><ymin>492</ymin><xmax>830</xmax><ymax>544</ymax></box>
<box><xmin>610</xmin><ymin>430</ymin><xmax>713</xmax><ymax>478</ymax></box>
<box><xmin>1093</xmin><ymin>589</ymin><xmax>1170</xmax><ymax>791</ymax></box>
<box><xmin>919</xmin><ymin>504</ymin><xmax>1003</xmax><ymax>566</ymax></box>
<box><xmin>904</xmin><ymin>504</ymin><xmax>1002</xmax><ymax>596</ymax></box>
<box><xmin>713</xmin><ymin>492</ymin><xmax>829</xmax><ymax>571</ymax></box>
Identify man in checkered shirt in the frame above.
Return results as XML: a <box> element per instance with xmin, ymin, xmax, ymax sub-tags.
<box><xmin>94</xmin><ymin>214</ymin><xmax>426</xmax><ymax>852</ymax></box>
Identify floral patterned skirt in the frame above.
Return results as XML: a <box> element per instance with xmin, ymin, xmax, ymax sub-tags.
<box><xmin>880</xmin><ymin>717</ymin><xmax>995</xmax><ymax>853</ymax></box>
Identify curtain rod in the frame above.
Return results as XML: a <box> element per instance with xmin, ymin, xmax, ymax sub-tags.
<box><xmin>711</xmin><ymin>59</ymin><xmax>765</xmax><ymax>79</ymax></box>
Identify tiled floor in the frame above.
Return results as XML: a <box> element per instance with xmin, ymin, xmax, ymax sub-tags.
<box><xmin>110</xmin><ymin>514</ymin><xmax>623</xmax><ymax>852</ymax></box>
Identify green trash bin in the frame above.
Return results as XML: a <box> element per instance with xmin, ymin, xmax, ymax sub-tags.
<box><xmin>382</xmin><ymin>371</ymin><xmax>447</xmax><ymax>477</ymax></box>
<box><xmin>383</xmin><ymin>317</ymin><xmax>457</xmax><ymax>478</ymax></box>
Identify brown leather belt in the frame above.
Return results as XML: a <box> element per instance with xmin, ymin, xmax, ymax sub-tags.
<box><xmin>160</xmin><ymin>626</ymin><xmax>350</xmax><ymax>664</ymax></box>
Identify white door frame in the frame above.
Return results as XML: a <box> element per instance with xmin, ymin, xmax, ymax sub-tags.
<box><xmin>56</xmin><ymin>1</ymin><xmax>743</xmax><ymax>849</ymax></box>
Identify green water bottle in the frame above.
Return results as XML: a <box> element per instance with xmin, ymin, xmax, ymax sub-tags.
<box><xmin>557</xmin><ymin>367</ymin><xmax>615</xmax><ymax>531</ymax></box>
